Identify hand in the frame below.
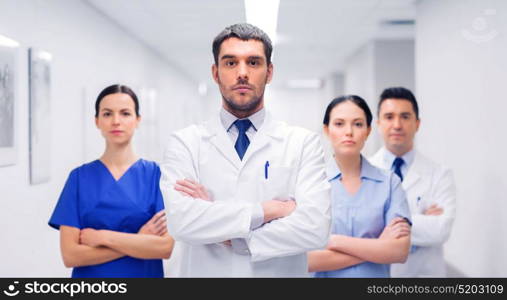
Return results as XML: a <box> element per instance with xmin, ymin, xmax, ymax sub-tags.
<box><xmin>221</xmin><ymin>240</ymin><xmax>232</xmax><ymax>247</ymax></box>
<box><xmin>138</xmin><ymin>210</ymin><xmax>167</xmax><ymax>236</ymax></box>
<box><xmin>79</xmin><ymin>228</ymin><xmax>105</xmax><ymax>248</ymax></box>
<box><xmin>326</xmin><ymin>234</ymin><xmax>345</xmax><ymax>251</ymax></box>
<box><xmin>379</xmin><ymin>217</ymin><xmax>411</xmax><ymax>240</ymax></box>
<box><xmin>424</xmin><ymin>204</ymin><xmax>444</xmax><ymax>216</ymax></box>
<box><xmin>174</xmin><ymin>178</ymin><xmax>211</xmax><ymax>201</ymax></box>
<box><xmin>261</xmin><ymin>197</ymin><xmax>296</xmax><ymax>223</ymax></box>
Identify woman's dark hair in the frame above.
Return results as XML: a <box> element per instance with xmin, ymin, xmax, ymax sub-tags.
<box><xmin>378</xmin><ymin>87</ymin><xmax>419</xmax><ymax>120</ymax></box>
<box><xmin>323</xmin><ymin>95</ymin><xmax>373</xmax><ymax>127</ymax></box>
<box><xmin>95</xmin><ymin>84</ymin><xmax>140</xmax><ymax>117</ymax></box>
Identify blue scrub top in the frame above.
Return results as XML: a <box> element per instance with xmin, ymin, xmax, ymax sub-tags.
<box><xmin>315</xmin><ymin>156</ymin><xmax>411</xmax><ymax>278</ymax></box>
<box><xmin>49</xmin><ymin>159</ymin><xmax>165</xmax><ymax>278</ymax></box>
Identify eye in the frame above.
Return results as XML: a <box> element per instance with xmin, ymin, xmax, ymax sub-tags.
<box><xmin>385</xmin><ymin>115</ymin><xmax>393</xmax><ymax>120</ymax></box>
<box><xmin>122</xmin><ymin>112</ymin><xmax>131</xmax><ymax>116</ymax></box>
<box><xmin>354</xmin><ymin>122</ymin><xmax>364</xmax><ymax>128</ymax></box>
<box><xmin>248</xmin><ymin>60</ymin><xmax>259</xmax><ymax>66</ymax></box>
<box><xmin>334</xmin><ymin>122</ymin><xmax>343</xmax><ymax>127</ymax></box>
<box><xmin>225</xmin><ymin>60</ymin><xmax>236</xmax><ymax>67</ymax></box>
<box><xmin>402</xmin><ymin>114</ymin><xmax>410</xmax><ymax>120</ymax></box>
<box><xmin>102</xmin><ymin>112</ymin><xmax>111</xmax><ymax>117</ymax></box>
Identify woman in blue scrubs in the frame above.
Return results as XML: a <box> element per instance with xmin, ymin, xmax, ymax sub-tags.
<box><xmin>49</xmin><ymin>84</ymin><xmax>174</xmax><ymax>278</ymax></box>
<box><xmin>308</xmin><ymin>95</ymin><xmax>411</xmax><ymax>278</ymax></box>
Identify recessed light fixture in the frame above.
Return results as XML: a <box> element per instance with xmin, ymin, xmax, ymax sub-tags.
<box><xmin>244</xmin><ymin>0</ymin><xmax>280</xmax><ymax>44</ymax></box>
<box><xmin>0</xmin><ymin>35</ymin><xmax>20</xmax><ymax>48</ymax></box>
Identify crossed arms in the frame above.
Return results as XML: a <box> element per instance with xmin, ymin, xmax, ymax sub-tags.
<box><xmin>59</xmin><ymin>211</ymin><xmax>174</xmax><ymax>268</ymax></box>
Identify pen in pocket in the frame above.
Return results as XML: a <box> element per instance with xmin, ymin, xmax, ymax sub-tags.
<box><xmin>264</xmin><ymin>161</ymin><xmax>269</xmax><ymax>179</ymax></box>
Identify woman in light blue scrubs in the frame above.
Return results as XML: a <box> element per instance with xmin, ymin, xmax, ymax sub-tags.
<box><xmin>308</xmin><ymin>95</ymin><xmax>411</xmax><ymax>278</ymax></box>
<box><xmin>48</xmin><ymin>84</ymin><xmax>174</xmax><ymax>278</ymax></box>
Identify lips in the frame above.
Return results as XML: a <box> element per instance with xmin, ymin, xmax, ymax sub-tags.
<box><xmin>233</xmin><ymin>85</ymin><xmax>253</xmax><ymax>93</ymax></box>
<box><xmin>110</xmin><ymin>130</ymin><xmax>123</xmax><ymax>135</ymax></box>
<box><xmin>342</xmin><ymin>140</ymin><xmax>355</xmax><ymax>145</ymax></box>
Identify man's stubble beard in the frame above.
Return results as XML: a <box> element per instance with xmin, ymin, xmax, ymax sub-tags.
<box><xmin>220</xmin><ymin>78</ymin><xmax>267</xmax><ymax>117</ymax></box>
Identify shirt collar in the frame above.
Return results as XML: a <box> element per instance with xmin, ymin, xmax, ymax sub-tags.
<box><xmin>326</xmin><ymin>155</ymin><xmax>385</xmax><ymax>182</ymax></box>
<box><xmin>383</xmin><ymin>147</ymin><xmax>416</xmax><ymax>169</ymax></box>
<box><xmin>220</xmin><ymin>107</ymin><xmax>265</xmax><ymax>132</ymax></box>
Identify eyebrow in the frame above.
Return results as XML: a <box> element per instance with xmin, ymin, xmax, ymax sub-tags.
<box><xmin>100</xmin><ymin>108</ymin><xmax>133</xmax><ymax>112</ymax></box>
<box><xmin>331</xmin><ymin>118</ymin><xmax>365</xmax><ymax>121</ymax></box>
<box><xmin>220</xmin><ymin>55</ymin><xmax>264</xmax><ymax>61</ymax></box>
<box><xmin>382</xmin><ymin>111</ymin><xmax>413</xmax><ymax>115</ymax></box>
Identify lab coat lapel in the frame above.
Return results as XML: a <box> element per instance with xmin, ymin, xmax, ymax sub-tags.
<box><xmin>403</xmin><ymin>152</ymin><xmax>422</xmax><ymax>191</ymax></box>
<box><xmin>203</xmin><ymin>115</ymin><xmax>242</xmax><ymax>170</ymax></box>
<box><xmin>241</xmin><ymin>112</ymin><xmax>280</xmax><ymax>164</ymax></box>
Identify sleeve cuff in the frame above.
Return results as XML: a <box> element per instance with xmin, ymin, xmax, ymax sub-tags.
<box><xmin>231</xmin><ymin>238</ymin><xmax>251</xmax><ymax>256</ymax></box>
<box><xmin>250</xmin><ymin>203</ymin><xmax>264</xmax><ymax>230</ymax></box>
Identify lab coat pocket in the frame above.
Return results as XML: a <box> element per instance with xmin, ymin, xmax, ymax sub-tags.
<box><xmin>261</xmin><ymin>165</ymin><xmax>294</xmax><ymax>201</ymax></box>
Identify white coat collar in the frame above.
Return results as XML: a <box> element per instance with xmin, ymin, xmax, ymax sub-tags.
<box><xmin>201</xmin><ymin>110</ymin><xmax>285</xmax><ymax>169</ymax></box>
<box><xmin>373</xmin><ymin>147</ymin><xmax>423</xmax><ymax>190</ymax></box>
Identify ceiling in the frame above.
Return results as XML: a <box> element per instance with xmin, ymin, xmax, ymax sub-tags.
<box><xmin>86</xmin><ymin>0</ymin><xmax>416</xmax><ymax>88</ymax></box>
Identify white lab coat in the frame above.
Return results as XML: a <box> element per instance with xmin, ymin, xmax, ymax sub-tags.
<box><xmin>160</xmin><ymin>112</ymin><xmax>331</xmax><ymax>277</ymax></box>
<box><xmin>370</xmin><ymin>147</ymin><xmax>456</xmax><ymax>277</ymax></box>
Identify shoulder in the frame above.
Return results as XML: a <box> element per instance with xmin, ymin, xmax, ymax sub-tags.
<box><xmin>369</xmin><ymin>148</ymin><xmax>385</xmax><ymax>166</ymax></box>
<box><xmin>413</xmin><ymin>151</ymin><xmax>453</xmax><ymax>177</ymax></box>
<box><xmin>275</xmin><ymin>121</ymin><xmax>320</xmax><ymax>143</ymax></box>
<box><xmin>137</xmin><ymin>159</ymin><xmax>159</xmax><ymax>170</ymax></box>
<box><xmin>136</xmin><ymin>159</ymin><xmax>162</xmax><ymax>177</ymax></box>
<box><xmin>363</xmin><ymin>157</ymin><xmax>396</xmax><ymax>184</ymax></box>
<box><xmin>67</xmin><ymin>160</ymin><xmax>101</xmax><ymax>178</ymax></box>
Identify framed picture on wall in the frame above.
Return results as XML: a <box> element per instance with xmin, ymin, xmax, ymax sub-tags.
<box><xmin>28</xmin><ymin>48</ymin><xmax>52</xmax><ymax>184</ymax></box>
<box><xmin>0</xmin><ymin>38</ymin><xmax>18</xmax><ymax>167</ymax></box>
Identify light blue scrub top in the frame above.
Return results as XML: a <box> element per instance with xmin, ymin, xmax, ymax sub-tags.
<box><xmin>315</xmin><ymin>156</ymin><xmax>411</xmax><ymax>278</ymax></box>
<box><xmin>48</xmin><ymin>159</ymin><xmax>165</xmax><ymax>278</ymax></box>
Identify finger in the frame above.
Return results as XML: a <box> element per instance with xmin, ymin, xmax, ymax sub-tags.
<box><xmin>176</xmin><ymin>179</ymin><xmax>198</xmax><ymax>190</ymax></box>
<box><xmin>155</xmin><ymin>226</ymin><xmax>167</xmax><ymax>236</ymax></box>
<box><xmin>389</xmin><ymin>217</ymin><xmax>405</xmax><ymax>226</ymax></box>
<box><xmin>151</xmin><ymin>211</ymin><xmax>166</xmax><ymax>223</ymax></box>
<box><xmin>184</xmin><ymin>178</ymin><xmax>198</xmax><ymax>185</ymax></box>
<box><xmin>155</xmin><ymin>220</ymin><xmax>167</xmax><ymax>232</ymax></box>
<box><xmin>174</xmin><ymin>185</ymin><xmax>199</xmax><ymax>198</ymax></box>
<box><xmin>425</xmin><ymin>208</ymin><xmax>443</xmax><ymax>215</ymax></box>
<box><xmin>153</xmin><ymin>213</ymin><xmax>167</xmax><ymax>226</ymax></box>
<box><xmin>175</xmin><ymin>181</ymin><xmax>198</xmax><ymax>192</ymax></box>
<box><xmin>182</xmin><ymin>179</ymin><xmax>199</xmax><ymax>189</ymax></box>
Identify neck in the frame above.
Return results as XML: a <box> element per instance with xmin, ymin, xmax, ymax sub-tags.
<box><xmin>335</xmin><ymin>153</ymin><xmax>361</xmax><ymax>179</ymax></box>
<box><xmin>100</xmin><ymin>141</ymin><xmax>137</xmax><ymax>167</ymax></box>
<box><xmin>387</xmin><ymin>144</ymin><xmax>413</xmax><ymax>157</ymax></box>
<box><xmin>223</xmin><ymin>102</ymin><xmax>264</xmax><ymax>119</ymax></box>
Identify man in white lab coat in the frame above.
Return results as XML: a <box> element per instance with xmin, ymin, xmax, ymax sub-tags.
<box><xmin>370</xmin><ymin>87</ymin><xmax>456</xmax><ymax>277</ymax></box>
<box><xmin>159</xmin><ymin>23</ymin><xmax>331</xmax><ymax>277</ymax></box>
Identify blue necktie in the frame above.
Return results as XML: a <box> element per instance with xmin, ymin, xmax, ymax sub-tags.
<box><xmin>234</xmin><ymin>119</ymin><xmax>252</xmax><ymax>160</ymax></box>
<box><xmin>392</xmin><ymin>157</ymin><xmax>405</xmax><ymax>182</ymax></box>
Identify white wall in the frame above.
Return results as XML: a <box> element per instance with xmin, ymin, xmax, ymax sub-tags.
<box><xmin>0</xmin><ymin>0</ymin><xmax>200</xmax><ymax>276</ymax></box>
<box><xmin>344</xmin><ymin>39</ymin><xmax>415</xmax><ymax>156</ymax></box>
<box><xmin>416</xmin><ymin>0</ymin><xmax>507</xmax><ymax>276</ymax></box>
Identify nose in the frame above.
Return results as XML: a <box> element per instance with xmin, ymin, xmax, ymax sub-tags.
<box><xmin>345</xmin><ymin>124</ymin><xmax>353</xmax><ymax>136</ymax></box>
<box><xmin>393</xmin><ymin>117</ymin><xmax>402</xmax><ymax>129</ymax></box>
<box><xmin>112</xmin><ymin>113</ymin><xmax>120</xmax><ymax>125</ymax></box>
<box><xmin>237</xmin><ymin>61</ymin><xmax>248</xmax><ymax>81</ymax></box>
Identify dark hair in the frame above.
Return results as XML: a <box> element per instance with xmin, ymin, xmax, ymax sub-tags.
<box><xmin>378</xmin><ymin>87</ymin><xmax>419</xmax><ymax>120</ymax></box>
<box><xmin>95</xmin><ymin>84</ymin><xmax>140</xmax><ymax>117</ymax></box>
<box><xmin>323</xmin><ymin>95</ymin><xmax>373</xmax><ymax>127</ymax></box>
<box><xmin>212</xmin><ymin>23</ymin><xmax>273</xmax><ymax>65</ymax></box>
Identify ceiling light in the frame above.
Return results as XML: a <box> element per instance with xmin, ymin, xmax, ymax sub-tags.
<box><xmin>0</xmin><ymin>35</ymin><xmax>20</xmax><ymax>47</ymax></box>
<box><xmin>244</xmin><ymin>0</ymin><xmax>280</xmax><ymax>44</ymax></box>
